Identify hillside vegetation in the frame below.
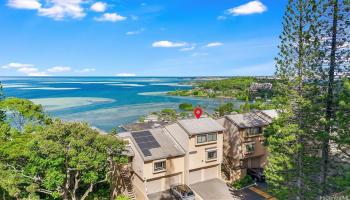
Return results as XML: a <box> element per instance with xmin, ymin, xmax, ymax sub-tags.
<box><xmin>168</xmin><ymin>77</ymin><xmax>275</xmax><ymax>100</ymax></box>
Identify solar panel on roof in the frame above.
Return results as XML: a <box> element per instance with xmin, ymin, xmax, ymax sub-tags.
<box><xmin>131</xmin><ymin>131</ymin><xmax>160</xmax><ymax>157</ymax></box>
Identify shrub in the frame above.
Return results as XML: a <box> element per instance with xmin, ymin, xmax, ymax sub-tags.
<box><xmin>232</xmin><ymin>176</ymin><xmax>254</xmax><ymax>189</ymax></box>
<box><xmin>215</xmin><ymin>103</ymin><xmax>234</xmax><ymax>116</ymax></box>
<box><xmin>116</xmin><ymin>195</ymin><xmax>130</xmax><ymax>200</ymax></box>
<box><xmin>179</xmin><ymin>103</ymin><xmax>193</xmax><ymax>111</ymax></box>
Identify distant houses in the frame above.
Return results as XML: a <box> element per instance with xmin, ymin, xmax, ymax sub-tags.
<box><xmin>249</xmin><ymin>82</ymin><xmax>273</xmax><ymax>91</ymax></box>
<box><xmin>118</xmin><ymin>110</ymin><xmax>277</xmax><ymax>200</ymax></box>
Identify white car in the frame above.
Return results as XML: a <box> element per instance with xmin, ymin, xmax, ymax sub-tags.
<box><xmin>170</xmin><ymin>184</ymin><xmax>195</xmax><ymax>200</ymax></box>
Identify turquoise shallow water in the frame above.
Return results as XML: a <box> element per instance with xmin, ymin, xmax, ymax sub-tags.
<box><xmin>0</xmin><ymin>77</ymin><xmax>241</xmax><ymax>131</ymax></box>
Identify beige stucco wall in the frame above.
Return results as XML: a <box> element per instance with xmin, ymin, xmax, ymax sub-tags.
<box><xmin>146</xmin><ymin>173</ymin><xmax>183</xmax><ymax>194</ymax></box>
<box><xmin>143</xmin><ymin>156</ymin><xmax>185</xmax><ymax>180</ymax></box>
<box><xmin>219</xmin><ymin>117</ymin><xmax>268</xmax><ymax>181</ymax></box>
<box><xmin>188</xmin><ymin>131</ymin><xmax>223</xmax><ymax>170</ymax></box>
<box><xmin>132</xmin><ymin>173</ymin><xmax>146</xmax><ymax>200</ymax></box>
<box><xmin>242</xmin><ymin>134</ymin><xmax>266</xmax><ymax>158</ymax></box>
<box><xmin>128</xmin><ymin>140</ymin><xmax>144</xmax><ymax>178</ymax></box>
<box><xmin>220</xmin><ymin>118</ymin><xmax>242</xmax><ymax>169</ymax></box>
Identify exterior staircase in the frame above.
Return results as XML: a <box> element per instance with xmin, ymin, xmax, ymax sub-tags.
<box><xmin>121</xmin><ymin>166</ymin><xmax>136</xmax><ymax>200</ymax></box>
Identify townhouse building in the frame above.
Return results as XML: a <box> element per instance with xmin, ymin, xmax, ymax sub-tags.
<box><xmin>217</xmin><ymin>110</ymin><xmax>278</xmax><ymax>181</ymax></box>
<box><xmin>119</xmin><ymin>117</ymin><xmax>233</xmax><ymax>200</ymax></box>
<box><xmin>119</xmin><ymin>110</ymin><xmax>277</xmax><ymax>199</ymax></box>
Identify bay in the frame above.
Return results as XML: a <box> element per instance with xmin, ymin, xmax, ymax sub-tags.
<box><xmin>0</xmin><ymin>77</ymin><xmax>242</xmax><ymax>131</ymax></box>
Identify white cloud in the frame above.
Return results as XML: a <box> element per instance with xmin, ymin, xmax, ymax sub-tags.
<box><xmin>2</xmin><ymin>62</ymin><xmax>34</xmax><ymax>69</ymax></box>
<box><xmin>152</xmin><ymin>41</ymin><xmax>187</xmax><ymax>48</ymax></box>
<box><xmin>76</xmin><ymin>68</ymin><xmax>96</xmax><ymax>73</ymax></box>
<box><xmin>8</xmin><ymin>0</ymin><xmax>86</xmax><ymax>20</ymax></box>
<box><xmin>95</xmin><ymin>13</ymin><xmax>127</xmax><ymax>22</ymax></box>
<box><xmin>126</xmin><ymin>28</ymin><xmax>144</xmax><ymax>35</ymax></box>
<box><xmin>47</xmin><ymin>66</ymin><xmax>71</xmax><ymax>73</ymax></box>
<box><xmin>227</xmin><ymin>0</ymin><xmax>267</xmax><ymax>16</ymax></box>
<box><xmin>206</xmin><ymin>42</ymin><xmax>223</xmax><ymax>47</ymax></box>
<box><xmin>116</xmin><ymin>73</ymin><xmax>136</xmax><ymax>77</ymax></box>
<box><xmin>7</xmin><ymin>0</ymin><xmax>41</xmax><ymax>9</ymax></box>
<box><xmin>91</xmin><ymin>2</ymin><xmax>106</xmax><ymax>12</ymax></box>
<box><xmin>2</xmin><ymin>62</ymin><xmax>51</xmax><ymax>76</ymax></box>
<box><xmin>180</xmin><ymin>46</ymin><xmax>195</xmax><ymax>51</ymax></box>
<box><xmin>38</xmin><ymin>0</ymin><xmax>86</xmax><ymax>20</ymax></box>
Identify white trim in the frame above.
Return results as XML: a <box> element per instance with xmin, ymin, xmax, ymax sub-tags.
<box><xmin>196</xmin><ymin>132</ymin><xmax>218</xmax><ymax>145</ymax></box>
<box><xmin>205</xmin><ymin>148</ymin><xmax>218</xmax><ymax>162</ymax></box>
<box><xmin>153</xmin><ymin>159</ymin><xmax>166</xmax><ymax>173</ymax></box>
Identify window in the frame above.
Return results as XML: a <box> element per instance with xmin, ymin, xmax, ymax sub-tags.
<box><xmin>246</xmin><ymin>143</ymin><xmax>255</xmax><ymax>154</ymax></box>
<box><xmin>196</xmin><ymin>133</ymin><xmax>217</xmax><ymax>144</ymax></box>
<box><xmin>154</xmin><ymin>160</ymin><xmax>166</xmax><ymax>172</ymax></box>
<box><xmin>207</xmin><ymin>133</ymin><xmax>217</xmax><ymax>142</ymax></box>
<box><xmin>206</xmin><ymin>149</ymin><xmax>218</xmax><ymax>161</ymax></box>
<box><xmin>246</xmin><ymin>127</ymin><xmax>262</xmax><ymax>137</ymax></box>
<box><xmin>197</xmin><ymin>134</ymin><xmax>207</xmax><ymax>144</ymax></box>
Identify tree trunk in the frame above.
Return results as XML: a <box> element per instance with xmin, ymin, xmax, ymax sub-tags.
<box><xmin>72</xmin><ymin>171</ymin><xmax>80</xmax><ymax>200</ymax></box>
<box><xmin>81</xmin><ymin>183</ymin><xmax>93</xmax><ymax>200</ymax></box>
<box><xmin>321</xmin><ymin>0</ymin><xmax>338</xmax><ymax>196</ymax></box>
<box><xmin>296</xmin><ymin>1</ymin><xmax>305</xmax><ymax>199</ymax></box>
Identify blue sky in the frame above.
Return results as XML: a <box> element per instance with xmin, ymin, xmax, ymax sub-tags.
<box><xmin>0</xmin><ymin>0</ymin><xmax>287</xmax><ymax>76</ymax></box>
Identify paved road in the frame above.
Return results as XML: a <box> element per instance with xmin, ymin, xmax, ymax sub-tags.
<box><xmin>232</xmin><ymin>182</ymin><xmax>273</xmax><ymax>200</ymax></box>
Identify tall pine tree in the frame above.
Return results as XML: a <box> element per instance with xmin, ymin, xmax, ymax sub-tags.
<box><xmin>318</xmin><ymin>0</ymin><xmax>350</xmax><ymax>195</ymax></box>
<box><xmin>265</xmin><ymin>0</ymin><xmax>322</xmax><ymax>199</ymax></box>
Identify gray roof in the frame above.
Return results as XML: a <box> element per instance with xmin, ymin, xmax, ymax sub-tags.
<box><xmin>177</xmin><ymin>118</ymin><xmax>225</xmax><ymax>135</ymax></box>
<box><xmin>253</xmin><ymin>109</ymin><xmax>279</xmax><ymax>123</ymax></box>
<box><xmin>261</xmin><ymin>110</ymin><xmax>278</xmax><ymax>119</ymax></box>
<box><xmin>226</xmin><ymin>113</ymin><xmax>269</xmax><ymax>128</ymax></box>
<box><xmin>122</xmin><ymin>146</ymin><xmax>135</xmax><ymax>157</ymax></box>
<box><xmin>119</xmin><ymin>128</ymin><xmax>185</xmax><ymax>162</ymax></box>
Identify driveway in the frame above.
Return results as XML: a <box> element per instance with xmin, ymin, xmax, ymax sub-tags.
<box><xmin>190</xmin><ymin>178</ymin><xmax>237</xmax><ymax>200</ymax></box>
<box><xmin>147</xmin><ymin>190</ymin><xmax>176</xmax><ymax>200</ymax></box>
<box><xmin>232</xmin><ymin>182</ymin><xmax>273</xmax><ymax>200</ymax></box>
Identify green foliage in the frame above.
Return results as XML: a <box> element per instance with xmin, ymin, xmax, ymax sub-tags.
<box><xmin>250</xmin><ymin>100</ymin><xmax>275</xmax><ymax>110</ymax></box>
<box><xmin>138</xmin><ymin>116</ymin><xmax>145</xmax><ymax>123</ymax></box>
<box><xmin>167</xmin><ymin>90</ymin><xmax>191</xmax><ymax>96</ymax></box>
<box><xmin>335</xmin><ymin>79</ymin><xmax>350</xmax><ymax>149</ymax></box>
<box><xmin>215</xmin><ymin>103</ymin><xmax>234</xmax><ymax>117</ymax></box>
<box><xmin>116</xmin><ymin>194</ymin><xmax>130</xmax><ymax>200</ymax></box>
<box><xmin>231</xmin><ymin>176</ymin><xmax>254</xmax><ymax>189</ymax></box>
<box><xmin>179</xmin><ymin>112</ymin><xmax>189</xmax><ymax>118</ymax></box>
<box><xmin>168</xmin><ymin>77</ymin><xmax>274</xmax><ymax>100</ymax></box>
<box><xmin>0</xmin><ymin>82</ymin><xmax>5</xmax><ymax>123</ymax></box>
<box><xmin>264</xmin><ymin>0</ymin><xmax>324</xmax><ymax>199</ymax></box>
<box><xmin>240</xmin><ymin>95</ymin><xmax>250</xmax><ymax>113</ymax></box>
<box><xmin>160</xmin><ymin>108</ymin><xmax>177</xmax><ymax>121</ymax></box>
<box><xmin>0</xmin><ymin>118</ymin><xmax>127</xmax><ymax>199</ymax></box>
<box><xmin>179</xmin><ymin>103</ymin><xmax>193</xmax><ymax>111</ymax></box>
<box><xmin>0</xmin><ymin>97</ymin><xmax>48</xmax><ymax>130</ymax></box>
<box><xmin>111</xmin><ymin>128</ymin><xmax>118</xmax><ymax>135</ymax></box>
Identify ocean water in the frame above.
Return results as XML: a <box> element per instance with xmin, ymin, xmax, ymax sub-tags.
<box><xmin>0</xmin><ymin>77</ymin><xmax>242</xmax><ymax>132</ymax></box>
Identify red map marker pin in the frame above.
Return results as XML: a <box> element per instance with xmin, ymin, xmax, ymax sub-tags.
<box><xmin>194</xmin><ymin>107</ymin><xmax>203</xmax><ymax>119</ymax></box>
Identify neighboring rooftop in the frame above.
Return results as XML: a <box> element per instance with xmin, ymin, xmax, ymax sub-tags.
<box><xmin>260</xmin><ymin>110</ymin><xmax>278</xmax><ymax>119</ymax></box>
<box><xmin>177</xmin><ymin>117</ymin><xmax>225</xmax><ymax>135</ymax></box>
<box><xmin>253</xmin><ymin>109</ymin><xmax>278</xmax><ymax>124</ymax></box>
<box><xmin>121</xmin><ymin>121</ymin><xmax>168</xmax><ymax>131</ymax></box>
<box><xmin>119</xmin><ymin>128</ymin><xmax>185</xmax><ymax>161</ymax></box>
<box><xmin>226</xmin><ymin>113</ymin><xmax>270</xmax><ymax>128</ymax></box>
